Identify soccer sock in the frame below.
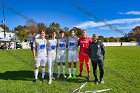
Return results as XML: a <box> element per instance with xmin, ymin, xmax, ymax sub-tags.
<box><xmin>63</xmin><ymin>66</ymin><xmax>65</xmax><ymax>75</ymax></box>
<box><xmin>86</xmin><ymin>63</ymin><xmax>90</xmax><ymax>76</ymax></box>
<box><xmin>42</xmin><ymin>68</ymin><xmax>45</xmax><ymax>79</ymax></box>
<box><xmin>80</xmin><ymin>63</ymin><xmax>83</xmax><ymax>75</ymax></box>
<box><xmin>57</xmin><ymin>65</ymin><xmax>60</xmax><ymax>75</ymax></box>
<box><xmin>49</xmin><ymin>63</ymin><xmax>52</xmax><ymax>79</ymax></box>
<box><xmin>68</xmin><ymin>68</ymin><xmax>71</xmax><ymax>75</ymax></box>
<box><xmin>73</xmin><ymin>68</ymin><xmax>76</xmax><ymax>75</ymax></box>
<box><xmin>34</xmin><ymin>69</ymin><xmax>39</xmax><ymax>79</ymax></box>
<box><xmin>51</xmin><ymin>64</ymin><xmax>54</xmax><ymax>77</ymax></box>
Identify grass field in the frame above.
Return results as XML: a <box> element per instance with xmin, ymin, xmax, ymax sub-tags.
<box><xmin>0</xmin><ymin>46</ymin><xmax>140</xmax><ymax>93</ymax></box>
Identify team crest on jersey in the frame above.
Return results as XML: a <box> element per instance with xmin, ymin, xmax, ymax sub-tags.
<box><xmin>69</xmin><ymin>42</ymin><xmax>75</xmax><ymax>46</ymax></box>
<box><xmin>40</xmin><ymin>44</ymin><xmax>45</xmax><ymax>49</ymax></box>
<box><xmin>59</xmin><ymin>43</ymin><xmax>65</xmax><ymax>47</ymax></box>
<box><xmin>51</xmin><ymin>45</ymin><xmax>56</xmax><ymax>50</ymax></box>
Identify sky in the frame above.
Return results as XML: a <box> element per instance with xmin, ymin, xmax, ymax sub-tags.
<box><xmin>0</xmin><ymin>0</ymin><xmax>140</xmax><ymax>37</ymax></box>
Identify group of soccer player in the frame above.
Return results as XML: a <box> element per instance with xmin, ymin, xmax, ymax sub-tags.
<box><xmin>32</xmin><ymin>29</ymin><xmax>105</xmax><ymax>85</ymax></box>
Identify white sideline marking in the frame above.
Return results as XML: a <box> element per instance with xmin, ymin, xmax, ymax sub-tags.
<box><xmin>85</xmin><ymin>88</ymin><xmax>112</xmax><ymax>93</ymax></box>
<box><xmin>72</xmin><ymin>82</ymin><xmax>87</xmax><ymax>93</ymax></box>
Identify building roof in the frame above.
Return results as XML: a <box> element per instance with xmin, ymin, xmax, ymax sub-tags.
<box><xmin>0</xmin><ymin>27</ymin><xmax>4</xmax><ymax>32</ymax></box>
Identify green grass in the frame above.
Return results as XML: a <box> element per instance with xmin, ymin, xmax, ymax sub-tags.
<box><xmin>0</xmin><ymin>46</ymin><xmax>140</xmax><ymax>93</ymax></box>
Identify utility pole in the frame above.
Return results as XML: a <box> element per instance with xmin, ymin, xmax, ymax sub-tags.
<box><xmin>2</xmin><ymin>0</ymin><xmax>6</xmax><ymax>38</ymax></box>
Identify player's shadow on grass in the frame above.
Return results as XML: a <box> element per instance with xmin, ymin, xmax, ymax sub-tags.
<box><xmin>0</xmin><ymin>70</ymin><xmax>34</xmax><ymax>81</ymax></box>
<box><xmin>53</xmin><ymin>73</ymin><xmax>87</xmax><ymax>83</ymax></box>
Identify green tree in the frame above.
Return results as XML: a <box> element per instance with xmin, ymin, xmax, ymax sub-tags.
<box><xmin>116</xmin><ymin>37</ymin><xmax>121</xmax><ymax>42</ymax></box>
<box><xmin>98</xmin><ymin>36</ymin><xmax>104</xmax><ymax>42</ymax></box>
<box><xmin>0</xmin><ymin>24</ymin><xmax>10</xmax><ymax>31</ymax></box>
<box><xmin>71</xmin><ymin>27</ymin><xmax>82</xmax><ymax>37</ymax></box>
<box><xmin>104</xmin><ymin>38</ymin><xmax>109</xmax><ymax>42</ymax></box>
<box><xmin>37</xmin><ymin>22</ymin><xmax>47</xmax><ymax>31</ymax></box>
<box><xmin>46</xmin><ymin>22</ymin><xmax>62</xmax><ymax>38</ymax></box>
<box><xmin>63</xmin><ymin>27</ymin><xmax>70</xmax><ymax>37</ymax></box>
<box><xmin>49</xmin><ymin>22</ymin><xmax>60</xmax><ymax>30</ymax></box>
<box><xmin>127</xmin><ymin>26</ymin><xmax>140</xmax><ymax>41</ymax></box>
<box><xmin>14</xmin><ymin>25</ymin><xmax>28</xmax><ymax>42</ymax></box>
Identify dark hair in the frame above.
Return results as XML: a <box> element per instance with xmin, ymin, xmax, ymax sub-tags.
<box><xmin>70</xmin><ymin>30</ymin><xmax>75</xmax><ymax>33</ymax></box>
<box><xmin>52</xmin><ymin>31</ymin><xmax>56</xmax><ymax>35</ymax></box>
<box><xmin>92</xmin><ymin>34</ymin><xmax>98</xmax><ymax>36</ymax></box>
<box><xmin>39</xmin><ymin>29</ymin><xmax>46</xmax><ymax>34</ymax></box>
<box><xmin>59</xmin><ymin>30</ymin><xmax>65</xmax><ymax>34</ymax></box>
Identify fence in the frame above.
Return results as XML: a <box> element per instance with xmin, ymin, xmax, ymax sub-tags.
<box><xmin>103</xmin><ymin>42</ymin><xmax>138</xmax><ymax>46</ymax></box>
<box><xmin>19</xmin><ymin>42</ymin><xmax>140</xmax><ymax>49</ymax></box>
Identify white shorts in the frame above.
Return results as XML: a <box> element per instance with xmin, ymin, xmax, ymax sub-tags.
<box><xmin>35</xmin><ymin>57</ymin><xmax>47</xmax><ymax>67</ymax></box>
<box><xmin>48</xmin><ymin>51</ymin><xmax>56</xmax><ymax>63</ymax></box>
<box><xmin>56</xmin><ymin>50</ymin><xmax>66</xmax><ymax>62</ymax></box>
<box><xmin>68</xmin><ymin>50</ymin><xmax>78</xmax><ymax>62</ymax></box>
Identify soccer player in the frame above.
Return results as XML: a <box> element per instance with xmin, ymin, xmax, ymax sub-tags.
<box><xmin>33</xmin><ymin>30</ymin><xmax>47</xmax><ymax>83</ymax></box>
<box><xmin>47</xmin><ymin>31</ymin><xmax>57</xmax><ymax>84</ymax></box>
<box><xmin>88</xmin><ymin>34</ymin><xmax>105</xmax><ymax>84</ymax></box>
<box><xmin>67</xmin><ymin>30</ymin><xmax>78</xmax><ymax>79</ymax></box>
<box><xmin>56</xmin><ymin>30</ymin><xmax>67</xmax><ymax>78</ymax></box>
<box><xmin>78</xmin><ymin>30</ymin><xmax>92</xmax><ymax>81</ymax></box>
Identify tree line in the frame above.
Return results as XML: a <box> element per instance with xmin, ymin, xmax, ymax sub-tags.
<box><xmin>0</xmin><ymin>22</ymin><xmax>140</xmax><ymax>42</ymax></box>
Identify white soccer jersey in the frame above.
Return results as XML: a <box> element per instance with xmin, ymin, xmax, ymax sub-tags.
<box><xmin>68</xmin><ymin>36</ymin><xmax>78</xmax><ymax>51</ymax></box>
<box><xmin>33</xmin><ymin>38</ymin><xmax>47</xmax><ymax>58</ymax></box>
<box><xmin>68</xmin><ymin>36</ymin><xmax>78</xmax><ymax>62</ymax></box>
<box><xmin>57</xmin><ymin>38</ymin><xmax>67</xmax><ymax>51</ymax></box>
<box><xmin>47</xmin><ymin>39</ymin><xmax>57</xmax><ymax>61</ymax></box>
<box><xmin>47</xmin><ymin>39</ymin><xmax>57</xmax><ymax>51</ymax></box>
<box><xmin>56</xmin><ymin>38</ymin><xmax>67</xmax><ymax>62</ymax></box>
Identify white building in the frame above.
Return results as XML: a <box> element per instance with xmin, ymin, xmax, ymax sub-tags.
<box><xmin>0</xmin><ymin>27</ymin><xmax>15</xmax><ymax>41</ymax></box>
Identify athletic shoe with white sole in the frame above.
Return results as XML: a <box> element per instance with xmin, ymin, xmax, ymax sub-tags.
<box><xmin>78</xmin><ymin>74</ymin><xmax>82</xmax><ymax>77</ymax></box>
<box><xmin>94</xmin><ymin>79</ymin><xmax>99</xmax><ymax>84</ymax></box>
<box><xmin>52</xmin><ymin>76</ymin><xmax>55</xmax><ymax>80</ymax></box>
<box><xmin>33</xmin><ymin>79</ymin><xmax>37</xmax><ymax>84</ymax></box>
<box><xmin>48</xmin><ymin>79</ymin><xmax>52</xmax><ymax>84</ymax></box>
<box><xmin>42</xmin><ymin>78</ymin><xmax>45</xmax><ymax>84</ymax></box>
<box><xmin>100</xmin><ymin>80</ymin><xmax>104</xmax><ymax>84</ymax></box>
<box><xmin>73</xmin><ymin>75</ymin><xmax>76</xmax><ymax>79</ymax></box>
<box><xmin>63</xmin><ymin>74</ymin><xmax>67</xmax><ymax>78</ymax></box>
<box><xmin>68</xmin><ymin>74</ymin><xmax>72</xmax><ymax>79</ymax></box>
<box><xmin>87</xmin><ymin>76</ymin><xmax>91</xmax><ymax>81</ymax></box>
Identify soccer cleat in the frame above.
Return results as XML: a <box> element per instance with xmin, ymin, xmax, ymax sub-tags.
<box><xmin>33</xmin><ymin>79</ymin><xmax>37</xmax><ymax>84</ymax></box>
<box><xmin>95</xmin><ymin>81</ymin><xmax>99</xmax><ymax>84</ymax></box>
<box><xmin>78</xmin><ymin>74</ymin><xmax>82</xmax><ymax>77</ymax></box>
<box><xmin>100</xmin><ymin>80</ymin><xmax>104</xmax><ymax>84</ymax></box>
<box><xmin>57</xmin><ymin>74</ymin><xmax>60</xmax><ymax>79</ymax></box>
<box><xmin>87</xmin><ymin>76</ymin><xmax>90</xmax><ymax>81</ymax></box>
<box><xmin>42</xmin><ymin>78</ymin><xmax>45</xmax><ymax>84</ymax></box>
<box><xmin>68</xmin><ymin>74</ymin><xmax>72</xmax><ymax>79</ymax></box>
<box><xmin>73</xmin><ymin>75</ymin><xmax>76</xmax><ymax>78</ymax></box>
<box><xmin>94</xmin><ymin>79</ymin><xmax>99</xmax><ymax>84</ymax></box>
<box><xmin>52</xmin><ymin>76</ymin><xmax>55</xmax><ymax>80</ymax></box>
<box><xmin>63</xmin><ymin>74</ymin><xmax>67</xmax><ymax>78</ymax></box>
<box><xmin>48</xmin><ymin>79</ymin><xmax>52</xmax><ymax>84</ymax></box>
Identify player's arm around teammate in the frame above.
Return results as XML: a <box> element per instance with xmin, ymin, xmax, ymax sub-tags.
<box><xmin>33</xmin><ymin>30</ymin><xmax>47</xmax><ymax>84</ymax></box>
<box><xmin>67</xmin><ymin>30</ymin><xmax>79</xmax><ymax>79</ymax></box>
